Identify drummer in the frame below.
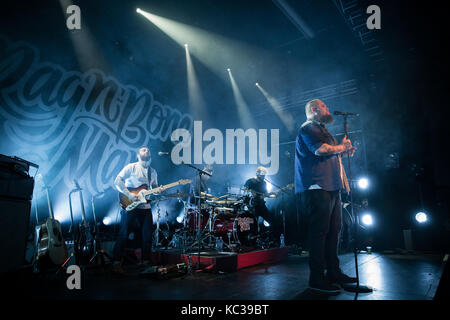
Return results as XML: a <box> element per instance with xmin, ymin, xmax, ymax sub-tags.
<box><xmin>243</xmin><ymin>166</ymin><xmax>273</xmax><ymax>225</ymax></box>
<box><xmin>189</xmin><ymin>164</ymin><xmax>214</xmax><ymax>205</ymax></box>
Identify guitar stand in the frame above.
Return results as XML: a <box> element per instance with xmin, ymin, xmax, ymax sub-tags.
<box><xmin>55</xmin><ymin>252</ymin><xmax>76</xmax><ymax>276</ymax></box>
<box><xmin>89</xmin><ymin>248</ymin><xmax>112</xmax><ymax>269</ymax></box>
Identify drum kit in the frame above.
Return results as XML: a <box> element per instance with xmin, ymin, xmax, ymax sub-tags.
<box><xmin>151</xmin><ymin>190</ymin><xmax>263</xmax><ymax>253</ymax></box>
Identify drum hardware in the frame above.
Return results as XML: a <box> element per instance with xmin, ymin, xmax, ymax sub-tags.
<box><xmin>89</xmin><ymin>192</ymin><xmax>112</xmax><ymax>269</ymax></box>
<box><xmin>227</xmin><ymin>231</ymin><xmax>232</xmax><ymax>249</ymax></box>
<box><xmin>182</xmin><ymin>163</ymin><xmax>212</xmax><ymax>269</ymax></box>
<box><xmin>198</xmin><ymin>207</ymin><xmax>219</xmax><ymax>249</ymax></box>
<box><xmin>164</xmin><ymin>192</ymin><xmax>193</xmax><ymax>199</ymax></box>
<box><xmin>153</xmin><ymin>201</ymin><xmax>171</xmax><ymax>248</ymax></box>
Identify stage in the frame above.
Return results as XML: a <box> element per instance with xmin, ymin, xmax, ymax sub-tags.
<box><xmin>7</xmin><ymin>250</ymin><xmax>446</xmax><ymax>300</ymax></box>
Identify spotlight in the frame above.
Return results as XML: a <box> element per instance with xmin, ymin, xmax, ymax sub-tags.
<box><xmin>263</xmin><ymin>220</ymin><xmax>270</xmax><ymax>227</ymax></box>
<box><xmin>176</xmin><ymin>214</ymin><xmax>184</xmax><ymax>223</ymax></box>
<box><xmin>184</xmin><ymin>43</ymin><xmax>188</xmax><ymax>48</ymax></box>
<box><xmin>361</xmin><ymin>213</ymin><xmax>373</xmax><ymax>226</ymax></box>
<box><xmin>415</xmin><ymin>212</ymin><xmax>427</xmax><ymax>223</ymax></box>
<box><xmin>255</xmin><ymin>82</ymin><xmax>259</xmax><ymax>86</ymax></box>
<box><xmin>103</xmin><ymin>216</ymin><xmax>112</xmax><ymax>225</ymax></box>
<box><xmin>357</xmin><ymin>177</ymin><xmax>369</xmax><ymax>190</ymax></box>
<box><xmin>227</xmin><ymin>68</ymin><xmax>231</xmax><ymax>72</ymax></box>
<box><xmin>136</xmin><ymin>8</ymin><xmax>141</xmax><ymax>13</ymax></box>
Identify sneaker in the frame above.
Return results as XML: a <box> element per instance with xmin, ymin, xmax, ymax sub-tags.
<box><xmin>326</xmin><ymin>272</ymin><xmax>358</xmax><ymax>286</ymax></box>
<box><xmin>309</xmin><ymin>280</ymin><xmax>342</xmax><ymax>294</ymax></box>
<box><xmin>111</xmin><ymin>263</ymin><xmax>125</xmax><ymax>275</ymax></box>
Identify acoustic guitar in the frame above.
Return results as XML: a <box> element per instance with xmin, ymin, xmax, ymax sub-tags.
<box><xmin>37</xmin><ymin>183</ymin><xmax>68</xmax><ymax>266</ymax></box>
<box><xmin>119</xmin><ymin>179</ymin><xmax>192</xmax><ymax>211</ymax></box>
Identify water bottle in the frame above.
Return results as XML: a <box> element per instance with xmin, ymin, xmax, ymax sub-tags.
<box><xmin>280</xmin><ymin>234</ymin><xmax>285</xmax><ymax>248</ymax></box>
<box><xmin>215</xmin><ymin>237</ymin><xmax>223</xmax><ymax>251</ymax></box>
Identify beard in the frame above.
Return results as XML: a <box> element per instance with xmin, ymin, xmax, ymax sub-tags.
<box><xmin>139</xmin><ymin>155</ymin><xmax>151</xmax><ymax>167</ymax></box>
<box><xmin>320</xmin><ymin>113</ymin><xmax>334</xmax><ymax>124</ymax></box>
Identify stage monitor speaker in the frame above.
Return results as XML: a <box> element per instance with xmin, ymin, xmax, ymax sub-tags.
<box><xmin>0</xmin><ymin>196</ymin><xmax>31</xmax><ymax>273</ymax></box>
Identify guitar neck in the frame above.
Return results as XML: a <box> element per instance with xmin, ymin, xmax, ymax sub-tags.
<box><xmin>45</xmin><ymin>188</ymin><xmax>55</xmax><ymax>220</ymax></box>
<box><xmin>141</xmin><ymin>181</ymin><xmax>181</xmax><ymax>197</ymax></box>
<box><xmin>78</xmin><ymin>191</ymin><xmax>87</xmax><ymax>223</ymax></box>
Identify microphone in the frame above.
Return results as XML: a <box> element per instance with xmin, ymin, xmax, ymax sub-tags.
<box><xmin>334</xmin><ymin>111</ymin><xmax>359</xmax><ymax>116</ymax></box>
<box><xmin>158</xmin><ymin>151</ymin><xmax>169</xmax><ymax>156</ymax></box>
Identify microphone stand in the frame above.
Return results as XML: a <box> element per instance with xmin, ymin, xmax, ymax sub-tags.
<box><xmin>339</xmin><ymin>114</ymin><xmax>372</xmax><ymax>294</ymax></box>
<box><xmin>183</xmin><ymin>163</ymin><xmax>211</xmax><ymax>269</ymax></box>
<box><xmin>89</xmin><ymin>192</ymin><xmax>112</xmax><ymax>269</ymax></box>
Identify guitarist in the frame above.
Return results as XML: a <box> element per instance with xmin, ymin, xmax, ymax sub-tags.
<box><xmin>112</xmin><ymin>146</ymin><xmax>164</xmax><ymax>275</ymax></box>
<box><xmin>243</xmin><ymin>166</ymin><xmax>274</xmax><ymax>229</ymax></box>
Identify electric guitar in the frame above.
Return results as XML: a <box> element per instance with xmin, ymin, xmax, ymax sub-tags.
<box><xmin>73</xmin><ymin>179</ymin><xmax>94</xmax><ymax>265</ymax></box>
<box><xmin>37</xmin><ymin>183</ymin><xmax>68</xmax><ymax>266</ymax></box>
<box><xmin>119</xmin><ymin>179</ymin><xmax>192</xmax><ymax>211</ymax></box>
<box><xmin>245</xmin><ymin>183</ymin><xmax>294</xmax><ymax>200</ymax></box>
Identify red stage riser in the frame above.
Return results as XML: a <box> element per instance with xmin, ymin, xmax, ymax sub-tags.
<box><xmin>142</xmin><ymin>247</ymin><xmax>289</xmax><ymax>272</ymax></box>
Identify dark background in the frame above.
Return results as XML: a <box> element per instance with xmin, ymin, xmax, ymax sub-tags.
<box><xmin>1</xmin><ymin>0</ymin><xmax>448</xmax><ymax>252</ymax></box>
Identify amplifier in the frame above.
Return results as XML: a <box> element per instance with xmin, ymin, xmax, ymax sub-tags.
<box><xmin>0</xmin><ymin>154</ymin><xmax>36</xmax><ymax>200</ymax></box>
<box><xmin>0</xmin><ymin>197</ymin><xmax>31</xmax><ymax>272</ymax></box>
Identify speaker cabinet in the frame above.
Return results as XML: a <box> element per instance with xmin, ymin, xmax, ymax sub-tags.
<box><xmin>0</xmin><ymin>197</ymin><xmax>31</xmax><ymax>272</ymax></box>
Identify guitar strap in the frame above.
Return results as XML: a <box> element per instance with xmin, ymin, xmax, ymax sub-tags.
<box><xmin>147</xmin><ymin>166</ymin><xmax>152</xmax><ymax>190</ymax></box>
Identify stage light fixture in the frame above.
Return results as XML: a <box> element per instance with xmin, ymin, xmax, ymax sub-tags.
<box><xmin>255</xmin><ymin>82</ymin><xmax>259</xmax><ymax>86</ymax></box>
<box><xmin>263</xmin><ymin>220</ymin><xmax>270</xmax><ymax>227</ymax></box>
<box><xmin>415</xmin><ymin>212</ymin><xmax>427</xmax><ymax>223</ymax></box>
<box><xmin>361</xmin><ymin>213</ymin><xmax>373</xmax><ymax>226</ymax></box>
<box><xmin>357</xmin><ymin>177</ymin><xmax>369</xmax><ymax>190</ymax></box>
<box><xmin>103</xmin><ymin>216</ymin><xmax>112</xmax><ymax>225</ymax></box>
<box><xmin>227</xmin><ymin>68</ymin><xmax>231</xmax><ymax>72</ymax></box>
<box><xmin>176</xmin><ymin>215</ymin><xmax>184</xmax><ymax>223</ymax></box>
<box><xmin>184</xmin><ymin>43</ymin><xmax>188</xmax><ymax>48</ymax></box>
<box><xmin>136</xmin><ymin>8</ymin><xmax>141</xmax><ymax>13</ymax></box>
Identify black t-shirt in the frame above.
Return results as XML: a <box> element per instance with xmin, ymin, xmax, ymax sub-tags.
<box><xmin>244</xmin><ymin>177</ymin><xmax>267</xmax><ymax>205</ymax></box>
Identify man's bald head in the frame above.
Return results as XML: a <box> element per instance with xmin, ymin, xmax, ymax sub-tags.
<box><xmin>305</xmin><ymin>99</ymin><xmax>334</xmax><ymax>124</ymax></box>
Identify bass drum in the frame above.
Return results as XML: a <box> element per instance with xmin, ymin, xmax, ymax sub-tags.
<box><xmin>213</xmin><ymin>210</ymin><xmax>258</xmax><ymax>246</ymax></box>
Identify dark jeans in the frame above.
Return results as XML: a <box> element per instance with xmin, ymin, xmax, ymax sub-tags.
<box><xmin>113</xmin><ymin>208</ymin><xmax>153</xmax><ymax>263</ymax></box>
<box><xmin>253</xmin><ymin>202</ymin><xmax>271</xmax><ymax>221</ymax></box>
<box><xmin>301</xmin><ymin>189</ymin><xmax>343</xmax><ymax>284</ymax></box>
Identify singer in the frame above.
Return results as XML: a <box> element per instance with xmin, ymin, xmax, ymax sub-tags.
<box><xmin>295</xmin><ymin>99</ymin><xmax>357</xmax><ymax>293</ymax></box>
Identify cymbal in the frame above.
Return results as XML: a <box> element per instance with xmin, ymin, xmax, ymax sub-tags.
<box><xmin>163</xmin><ymin>192</ymin><xmax>193</xmax><ymax>198</ymax></box>
<box><xmin>214</xmin><ymin>207</ymin><xmax>234</xmax><ymax>212</ymax></box>
<box><xmin>207</xmin><ymin>199</ymin><xmax>243</xmax><ymax>205</ymax></box>
<box><xmin>200</xmin><ymin>191</ymin><xmax>216</xmax><ymax>198</ymax></box>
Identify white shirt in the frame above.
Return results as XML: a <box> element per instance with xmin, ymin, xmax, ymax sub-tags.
<box><xmin>116</xmin><ymin>162</ymin><xmax>158</xmax><ymax>210</ymax></box>
<box><xmin>116</xmin><ymin>162</ymin><xmax>158</xmax><ymax>189</ymax></box>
